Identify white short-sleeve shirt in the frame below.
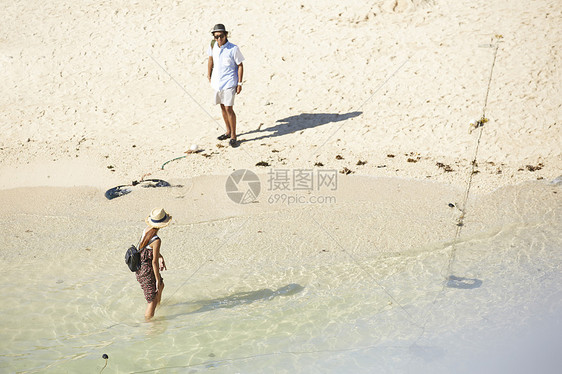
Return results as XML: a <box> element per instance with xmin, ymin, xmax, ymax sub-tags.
<box><xmin>208</xmin><ymin>41</ymin><xmax>245</xmax><ymax>91</ymax></box>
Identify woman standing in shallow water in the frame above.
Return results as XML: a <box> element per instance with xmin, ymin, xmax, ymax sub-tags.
<box><xmin>137</xmin><ymin>208</ymin><xmax>171</xmax><ymax>320</ymax></box>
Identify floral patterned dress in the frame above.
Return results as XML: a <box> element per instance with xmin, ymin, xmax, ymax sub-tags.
<box><xmin>135</xmin><ymin>233</ymin><xmax>160</xmax><ymax>303</ymax></box>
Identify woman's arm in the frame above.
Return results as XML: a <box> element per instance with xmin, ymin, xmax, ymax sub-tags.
<box><xmin>151</xmin><ymin>239</ymin><xmax>162</xmax><ymax>288</ymax></box>
<box><xmin>159</xmin><ymin>254</ymin><xmax>167</xmax><ymax>271</ymax></box>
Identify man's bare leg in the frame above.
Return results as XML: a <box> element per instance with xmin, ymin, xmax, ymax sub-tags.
<box><xmin>224</xmin><ymin>106</ymin><xmax>236</xmax><ymax>140</ymax></box>
<box><xmin>220</xmin><ymin>104</ymin><xmax>232</xmax><ymax>137</ymax></box>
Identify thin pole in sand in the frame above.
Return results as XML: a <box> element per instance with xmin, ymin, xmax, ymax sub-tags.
<box><xmin>414</xmin><ymin>37</ymin><xmax>502</xmax><ymax>347</ymax></box>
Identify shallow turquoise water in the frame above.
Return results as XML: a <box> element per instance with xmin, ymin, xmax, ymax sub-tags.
<box><xmin>1</xmin><ymin>181</ymin><xmax>560</xmax><ymax>373</ymax></box>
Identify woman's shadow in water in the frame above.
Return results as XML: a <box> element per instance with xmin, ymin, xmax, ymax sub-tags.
<box><xmin>163</xmin><ymin>283</ymin><xmax>305</xmax><ymax>319</ymax></box>
<box><xmin>239</xmin><ymin>112</ymin><xmax>362</xmax><ymax>143</ymax></box>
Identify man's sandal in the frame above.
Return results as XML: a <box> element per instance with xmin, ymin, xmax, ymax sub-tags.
<box><xmin>217</xmin><ymin>133</ymin><xmax>230</xmax><ymax>140</ymax></box>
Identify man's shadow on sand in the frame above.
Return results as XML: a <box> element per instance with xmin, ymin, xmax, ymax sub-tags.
<box><xmin>239</xmin><ymin>111</ymin><xmax>362</xmax><ymax>143</ymax></box>
<box><xmin>163</xmin><ymin>283</ymin><xmax>305</xmax><ymax>320</ymax></box>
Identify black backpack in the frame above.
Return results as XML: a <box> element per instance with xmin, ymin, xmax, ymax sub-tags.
<box><xmin>125</xmin><ymin>235</ymin><xmax>158</xmax><ymax>272</ymax></box>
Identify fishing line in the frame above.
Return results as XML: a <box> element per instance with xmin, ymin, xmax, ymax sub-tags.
<box><xmin>160</xmin><ymin>217</ymin><xmax>252</xmax><ymax>305</ymax></box>
<box><xmin>108</xmin><ymin>40</ymin><xmax>500</xmax><ymax>372</ymax></box>
<box><xmin>445</xmin><ymin>41</ymin><xmax>499</xmax><ymax>278</ymax></box>
<box><xmin>69</xmin><ymin>220</ymin><xmax>251</xmax><ymax>367</ymax></box>
<box><xmin>146</xmin><ymin>52</ymin><xmax>257</xmax><ymax>164</ymax></box>
<box><xmin>99</xmin><ymin>354</ymin><xmax>109</xmax><ymax>373</ymax></box>
<box><xmin>413</xmin><ymin>38</ymin><xmax>501</xmax><ymax>345</ymax></box>
<box><xmin>129</xmin><ymin>343</ymin><xmax>415</xmax><ymax>373</ymax></box>
<box><xmin>310</xmin><ymin>217</ymin><xmax>423</xmax><ymax>331</ymax></box>
<box><xmin>147</xmin><ymin>53</ymin><xmax>224</xmax><ymax>130</ymax></box>
<box><xmin>160</xmin><ymin>155</ymin><xmax>187</xmax><ymax>170</ymax></box>
<box><xmin>311</xmin><ymin>57</ymin><xmax>410</xmax><ymax>158</ymax></box>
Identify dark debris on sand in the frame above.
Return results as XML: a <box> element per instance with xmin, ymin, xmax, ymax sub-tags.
<box><xmin>526</xmin><ymin>163</ymin><xmax>544</xmax><ymax>172</ymax></box>
<box><xmin>406</xmin><ymin>152</ymin><xmax>421</xmax><ymax>163</ymax></box>
<box><xmin>436</xmin><ymin>162</ymin><xmax>453</xmax><ymax>172</ymax></box>
<box><xmin>340</xmin><ymin>167</ymin><xmax>353</xmax><ymax>175</ymax></box>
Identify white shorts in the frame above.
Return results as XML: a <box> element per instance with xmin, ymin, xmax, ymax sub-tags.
<box><xmin>214</xmin><ymin>87</ymin><xmax>236</xmax><ymax>106</ymax></box>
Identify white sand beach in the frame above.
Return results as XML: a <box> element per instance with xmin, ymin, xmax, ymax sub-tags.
<box><xmin>1</xmin><ymin>0</ymin><xmax>560</xmax><ymax>191</ymax></box>
<box><xmin>1</xmin><ymin>0</ymin><xmax>561</xmax><ymax>372</ymax></box>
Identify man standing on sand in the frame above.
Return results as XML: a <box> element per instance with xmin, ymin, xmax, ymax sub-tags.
<box><xmin>207</xmin><ymin>24</ymin><xmax>245</xmax><ymax>148</ymax></box>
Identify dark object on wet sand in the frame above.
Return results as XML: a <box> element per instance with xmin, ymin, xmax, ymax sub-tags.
<box><xmin>140</xmin><ymin>179</ymin><xmax>171</xmax><ymax>188</ymax></box>
<box><xmin>446</xmin><ymin>275</ymin><xmax>482</xmax><ymax>289</ymax></box>
<box><xmin>104</xmin><ymin>185</ymin><xmax>132</xmax><ymax>200</ymax></box>
<box><xmin>448</xmin><ymin>203</ymin><xmax>455</xmax><ymax>208</ymax></box>
<box><xmin>102</xmin><ymin>354</ymin><xmax>109</xmax><ymax>359</ymax></box>
<box><xmin>256</xmin><ymin>161</ymin><xmax>270</xmax><ymax>167</ymax></box>
<box><xmin>105</xmin><ymin>179</ymin><xmax>175</xmax><ymax>200</ymax></box>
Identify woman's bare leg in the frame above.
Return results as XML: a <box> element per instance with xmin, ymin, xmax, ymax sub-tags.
<box><xmin>155</xmin><ymin>280</ymin><xmax>164</xmax><ymax>306</ymax></box>
<box><xmin>144</xmin><ymin>281</ymin><xmax>164</xmax><ymax>320</ymax></box>
<box><xmin>145</xmin><ymin>300</ymin><xmax>157</xmax><ymax>320</ymax></box>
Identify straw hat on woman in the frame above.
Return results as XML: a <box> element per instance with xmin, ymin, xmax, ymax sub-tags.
<box><xmin>136</xmin><ymin>208</ymin><xmax>172</xmax><ymax>320</ymax></box>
